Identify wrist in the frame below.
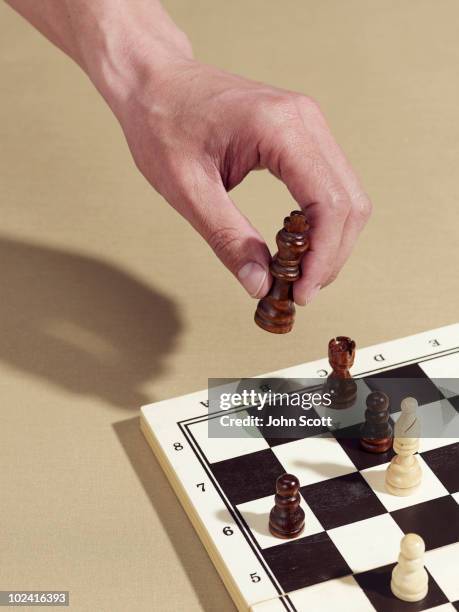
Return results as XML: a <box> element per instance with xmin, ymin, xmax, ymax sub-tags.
<box><xmin>68</xmin><ymin>1</ymin><xmax>193</xmax><ymax>119</ymax></box>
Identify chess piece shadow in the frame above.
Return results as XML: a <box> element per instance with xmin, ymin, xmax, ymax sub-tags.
<box><xmin>113</xmin><ymin>418</ymin><xmax>234</xmax><ymax>612</ymax></box>
<box><xmin>291</xmin><ymin>458</ymin><xmax>352</xmax><ymax>481</ymax></box>
<box><xmin>0</xmin><ymin>236</ymin><xmax>183</xmax><ymax>408</ymax></box>
<box><xmin>361</xmin><ymin>466</ymin><xmax>388</xmax><ymax>494</ymax></box>
<box><xmin>221</xmin><ymin>508</ymin><xmax>268</xmax><ymax>539</ymax></box>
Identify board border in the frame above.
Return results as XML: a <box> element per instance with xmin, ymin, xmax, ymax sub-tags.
<box><xmin>140</xmin><ymin>332</ymin><xmax>459</xmax><ymax>612</ymax></box>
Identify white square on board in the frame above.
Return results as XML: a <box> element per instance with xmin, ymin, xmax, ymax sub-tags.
<box><xmin>237</xmin><ymin>493</ymin><xmax>323</xmax><ymax>550</ymax></box>
<box><xmin>360</xmin><ymin>456</ymin><xmax>449</xmax><ymax>512</ymax></box>
<box><xmin>425</xmin><ymin>543</ymin><xmax>459</xmax><ymax>602</ymax></box>
<box><xmin>188</xmin><ymin>411</ymin><xmax>269</xmax><ymax>463</ymax></box>
<box><xmin>289</xmin><ymin>575</ymin><xmax>374</xmax><ymax>612</ymax></box>
<box><xmin>328</xmin><ymin>513</ymin><xmax>404</xmax><ymax>573</ymax></box>
<box><xmin>271</xmin><ymin>434</ymin><xmax>357</xmax><ymax>487</ymax></box>
<box><xmin>419</xmin><ymin>436</ymin><xmax>458</xmax><ymax>453</ymax></box>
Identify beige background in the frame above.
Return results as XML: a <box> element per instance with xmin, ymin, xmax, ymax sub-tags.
<box><xmin>0</xmin><ymin>1</ymin><xmax>458</xmax><ymax>611</ymax></box>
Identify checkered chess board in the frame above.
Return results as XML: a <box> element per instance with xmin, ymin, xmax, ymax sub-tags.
<box><xmin>140</xmin><ymin>324</ymin><xmax>459</xmax><ymax>612</ymax></box>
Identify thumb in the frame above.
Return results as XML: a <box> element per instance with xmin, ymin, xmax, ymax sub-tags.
<box><xmin>171</xmin><ymin>167</ymin><xmax>271</xmax><ymax>298</ymax></box>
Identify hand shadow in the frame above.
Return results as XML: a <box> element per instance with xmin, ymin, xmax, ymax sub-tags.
<box><xmin>0</xmin><ymin>235</ymin><xmax>183</xmax><ymax>408</ymax></box>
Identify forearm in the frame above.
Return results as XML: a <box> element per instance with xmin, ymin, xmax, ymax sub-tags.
<box><xmin>5</xmin><ymin>0</ymin><xmax>193</xmax><ymax>115</ymax></box>
<box><xmin>4</xmin><ymin>1</ymin><xmax>371</xmax><ymax>302</ymax></box>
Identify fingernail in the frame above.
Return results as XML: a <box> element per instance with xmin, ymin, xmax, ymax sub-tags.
<box><xmin>238</xmin><ymin>262</ymin><xmax>267</xmax><ymax>298</ymax></box>
<box><xmin>307</xmin><ymin>284</ymin><xmax>321</xmax><ymax>304</ymax></box>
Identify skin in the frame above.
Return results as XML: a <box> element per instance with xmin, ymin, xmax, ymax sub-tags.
<box><xmin>5</xmin><ymin>0</ymin><xmax>372</xmax><ymax>304</ymax></box>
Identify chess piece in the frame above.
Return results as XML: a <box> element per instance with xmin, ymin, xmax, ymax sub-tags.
<box><xmin>385</xmin><ymin>435</ymin><xmax>422</xmax><ymax>495</ymax></box>
<box><xmin>255</xmin><ymin>211</ymin><xmax>309</xmax><ymax>334</ymax></box>
<box><xmin>396</xmin><ymin>397</ymin><xmax>420</xmax><ymax>438</ymax></box>
<box><xmin>325</xmin><ymin>337</ymin><xmax>357</xmax><ymax>408</ymax></box>
<box><xmin>386</xmin><ymin>397</ymin><xmax>422</xmax><ymax>495</ymax></box>
<box><xmin>269</xmin><ymin>473</ymin><xmax>305</xmax><ymax>539</ymax></box>
<box><xmin>360</xmin><ymin>391</ymin><xmax>393</xmax><ymax>453</ymax></box>
<box><xmin>391</xmin><ymin>533</ymin><xmax>428</xmax><ymax>602</ymax></box>
<box><xmin>385</xmin><ymin>400</ymin><xmax>422</xmax><ymax>495</ymax></box>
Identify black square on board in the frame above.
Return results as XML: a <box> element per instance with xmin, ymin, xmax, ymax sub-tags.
<box><xmin>391</xmin><ymin>495</ymin><xmax>459</xmax><ymax>550</ymax></box>
<box><xmin>420</xmin><ymin>442</ymin><xmax>459</xmax><ymax>493</ymax></box>
<box><xmin>210</xmin><ymin>448</ymin><xmax>285</xmax><ymax>505</ymax></box>
<box><xmin>262</xmin><ymin>532</ymin><xmax>351</xmax><ymax>593</ymax></box>
<box><xmin>335</xmin><ymin>423</ymin><xmax>396</xmax><ymax>470</ymax></box>
<box><xmin>364</xmin><ymin>364</ymin><xmax>443</xmax><ymax>411</ymax></box>
<box><xmin>453</xmin><ymin>601</ymin><xmax>459</xmax><ymax>611</ymax></box>
<box><xmin>354</xmin><ymin>563</ymin><xmax>448</xmax><ymax>612</ymax></box>
<box><xmin>449</xmin><ymin>394</ymin><xmax>459</xmax><ymax>412</ymax></box>
<box><xmin>300</xmin><ymin>472</ymin><xmax>387</xmax><ymax>530</ymax></box>
<box><xmin>248</xmin><ymin>404</ymin><xmax>328</xmax><ymax>447</ymax></box>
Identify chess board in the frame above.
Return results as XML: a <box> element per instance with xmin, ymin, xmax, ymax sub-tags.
<box><xmin>140</xmin><ymin>324</ymin><xmax>459</xmax><ymax>612</ymax></box>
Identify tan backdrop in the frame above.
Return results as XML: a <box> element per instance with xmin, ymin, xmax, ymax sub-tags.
<box><xmin>0</xmin><ymin>1</ymin><xmax>458</xmax><ymax>611</ymax></box>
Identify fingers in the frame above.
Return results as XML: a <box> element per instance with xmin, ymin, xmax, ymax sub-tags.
<box><xmin>305</xmin><ymin>107</ymin><xmax>373</xmax><ymax>285</ymax></box>
<box><xmin>169</xmin><ymin>163</ymin><xmax>272</xmax><ymax>298</ymax></box>
<box><xmin>275</xmin><ymin>144</ymin><xmax>352</xmax><ymax>305</ymax></box>
<box><xmin>322</xmin><ymin>192</ymin><xmax>373</xmax><ymax>287</ymax></box>
<box><xmin>262</xmin><ymin>96</ymin><xmax>372</xmax><ymax>305</ymax></box>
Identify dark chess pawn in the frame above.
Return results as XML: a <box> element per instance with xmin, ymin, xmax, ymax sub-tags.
<box><xmin>269</xmin><ymin>473</ymin><xmax>305</xmax><ymax>539</ymax></box>
<box><xmin>325</xmin><ymin>336</ymin><xmax>357</xmax><ymax>408</ymax></box>
<box><xmin>360</xmin><ymin>391</ymin><xmax>393</xmax><ymax>453</ymax></box>
<box><xmin>255</xmin><ymin>211</ymin><xmax>309</xmax><ymax>334</ymax></box>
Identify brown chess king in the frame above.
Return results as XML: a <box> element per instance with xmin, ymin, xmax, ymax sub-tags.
<box><xmin>254</xmin><ymin>210</ymin><xmax>309</xmax><ymax>334</ymax></box>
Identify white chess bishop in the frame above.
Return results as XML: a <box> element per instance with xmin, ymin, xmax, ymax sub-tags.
<box><xmin>385</xmin><ymin>397</ymin><xmax>422</xmax><ymax>496</ymax></box>
<box><xmin>391</xmin><ymin>533</ymin><xmax>428</xmax><ymax>602</ymax></box>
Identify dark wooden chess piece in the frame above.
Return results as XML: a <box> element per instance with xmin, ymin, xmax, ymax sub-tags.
<box><xmin>255</xmin><ymin>211</ymin><xmax>309</xmax><ymax>334</ymax></box>
<box><xmin>269</xmin><ymin>473</ymin><xmax>305</xmax><ymax>539</ymax></box>
<box><xmin>325</xmin><ymin>336</ymin><xmax>357</xmax><ymax>408</ymax></box>
<box><xmin>360</xmin><ymin>391</ymin><xmax>393</xmax><ymax>453</ymax></box>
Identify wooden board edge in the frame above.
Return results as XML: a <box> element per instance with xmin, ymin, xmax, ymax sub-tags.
<box><xmin>140</xmin><ymin>413</ymin><xmax>250</xmax><ymax>612</ymax></box>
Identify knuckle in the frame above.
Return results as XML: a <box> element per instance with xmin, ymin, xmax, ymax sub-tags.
<box><xmin>328</xmin><ymin>187</ymin><xmax>352</xmax><ymax>218</ymax></box>
<box><xmin>294</xmin><ymin>95</ymin><xmax>327</xmax><ymax>127</ymax></box>
<box><xmin>206</xmin><ymin>226</ymin><xmax>243</xmax><ymax>269</ymax></box>
<box><xmin>353</xmin><ymin>193</ymin><xmax>373</xmax><ymax>224</ymax></box>
<box><xmin>254</xmin><ymin>94</ymin><xmax>300</xmax><ymax>130</ymax></box>
<box><xmin>296</xmin><ymin>94</ymin><xmax>322</xmax><ymax>116</ymax></box>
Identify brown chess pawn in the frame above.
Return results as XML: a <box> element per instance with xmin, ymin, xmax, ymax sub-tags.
<box><xmin>255</xmin><ymin>211</ymin><xmax>309</xmax><ymax>334</ymax></box>
<box><xmin>360</xmin><ymin>391</ymin><xmax>393</xmax><ymax>453</ymax></box>
<box><xmin>269</xmin><ymin>473</ymin><xmax>305</xmax><ymax>539</ymax></box>
<box><xmin>326</xmin><ymin>337</ymin><xmax>357</xmax><ymax>408</ymax></box>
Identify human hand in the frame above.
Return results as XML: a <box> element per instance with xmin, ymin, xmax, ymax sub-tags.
<box><xmin>113</xmin><ymin>58</ymin><xmax>371</xmax><ymax>304</ymax></box>
<box><xmin>5</xmin><ymin>0</ymin><xmax>371</xmax><ymax>304</ymax></box>
<box><xmin>47</xmin><ymin>0</ymin><xmax>370</xmax><ymax>305</ymax></box>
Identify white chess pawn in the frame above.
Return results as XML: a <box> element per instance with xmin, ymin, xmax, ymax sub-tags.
<box><xmin>385</xmin><ymin>398</ymin><xmax>422</xmax><ymax>496</ymax></box>
<box><xmin>391</xmin><ymin>533</ymin><xmax>428</xmax><ymax>602</ymax></box>
<box><xmin>385</xmin><ymin>436</ymin><xmax>422</xmax><ymax>495</ymax></box>
<box><xmin>396</xmin><ymin>397</ymin><xmax>420</xmax><ymax>438</ymax></box>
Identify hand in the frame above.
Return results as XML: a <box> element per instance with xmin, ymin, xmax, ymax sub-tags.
<box><xmin>5</xmin><ymin>0</ymin><xmax>371</xmax><ymax>304</ymax></box>
<box><xmin>116</xmin><ymin>59</ymin><xmax>371</xmax><ymax>304</ymax></box>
